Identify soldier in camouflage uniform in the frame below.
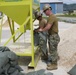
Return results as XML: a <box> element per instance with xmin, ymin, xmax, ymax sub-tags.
<box><xmin>34</xmin><ymin>11</ymin><xmax>48</xmax><ymax>60</ymax></box>
<box><xmin>38</xmin><ymin>4</ymin><xmax>60</xmax><ymax>70</ymax></box>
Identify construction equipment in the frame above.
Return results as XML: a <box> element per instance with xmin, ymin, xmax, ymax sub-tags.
<box><xmin>0</xmin><ymin>0</ymin><xmax>40</xmax><ymax>68</ymax></box>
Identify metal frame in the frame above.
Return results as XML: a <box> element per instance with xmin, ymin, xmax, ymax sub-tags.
<box><xmin>0</xmin><ymin>14</ymin><xmax>3</xmax><ymax>43</ymax></box>
<box><xmin>0</xmin><ymin>0</ymin><xmax>40</xmax><ymax>68</ymax></box>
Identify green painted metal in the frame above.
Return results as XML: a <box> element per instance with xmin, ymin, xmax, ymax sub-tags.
<box><xmin>0</xmin><ymin>0</ymin><xmax>40</xmax><ymax>68</ymax></box>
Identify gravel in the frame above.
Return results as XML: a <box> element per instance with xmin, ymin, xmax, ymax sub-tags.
<box><xmin>58</xmin><ymin>23</ymin><xmax>76</xmax><ymax>71</ymax></box>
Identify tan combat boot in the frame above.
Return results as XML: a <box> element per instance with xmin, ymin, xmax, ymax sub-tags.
<box><xmin>47</xmin><ymin>63</ymin><xmax>58</xmax><ymax>70</ymax></box>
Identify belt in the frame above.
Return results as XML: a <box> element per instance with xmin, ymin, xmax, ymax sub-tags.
<box><xmin>49</xmin><ymin>32</ymin><xmax>58</xmax><ymax>35</ymax></box>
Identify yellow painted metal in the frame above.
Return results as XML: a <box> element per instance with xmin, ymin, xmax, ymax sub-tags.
<box><xmin>29</xmin><ymin>1</ymin><xmax>35</xmax><ymax>67</ymax></box>
<box><xmin>0</xmin><ymin>15</ymin><xmax>3</xmax><ymax>43</ymax></box>
<box><xmin>12</xmin><ymin>20</ymin><xmax>15</xmax><ymax>42</ymax></box>
<box><xmin>16</xmin><ymin>46</ymin><xmax>39</xmax><ymax>56</ymax></box>
<box><xmin>0</xmin><ymin>0</ymin><xmax>40</xmax><ymax>68</ymax></box>
<box><xmin>4</xmin><ymin>16</ymin><xmax>30</xmax><ymax>46</ymax></box>
<box><xmin>7</xmin><ymin>17</ymin><xmax>15</xmax><ymax>42</ymax></box>
<box><xmin>0</xmin><ymin>1</ymin><xmax>30</xmax><ymax>32</ymax></box>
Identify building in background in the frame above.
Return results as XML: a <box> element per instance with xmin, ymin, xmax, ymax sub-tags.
<box><xmin>40</xmin><ymin>0</ymin><xmax>63</xmax><ymax>14</ymax></box>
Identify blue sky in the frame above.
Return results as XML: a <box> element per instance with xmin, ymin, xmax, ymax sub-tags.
<box><xmin>60</xmin><ymin>0</ymin><xmax>76</xmax><ymax>4</ymax></box>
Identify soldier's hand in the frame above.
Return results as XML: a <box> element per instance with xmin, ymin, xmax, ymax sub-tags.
<box><xmin>34</xmin><ymin>29</ymin><xmax>38</xmax><ymax>32</ymax></box>
<box><xmin>38</xmin><ymin>28</ymin><xmax>43</xmax><ymax>32</ymax></box>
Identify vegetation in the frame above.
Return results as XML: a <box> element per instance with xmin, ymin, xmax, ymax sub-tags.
<box><xmin>63</xmin><ymin>3</ymin><xmax>76</xmax><ymax>11</ymax></box>
<box><xmin>57</xmin><ymin>3</ymin><xmax>76</xmax><ymax>17</ymax></box>
<box><xmin>56</xmin><ymin>14</ymin><xmax>76</xmax><ymax>17</ymax></box>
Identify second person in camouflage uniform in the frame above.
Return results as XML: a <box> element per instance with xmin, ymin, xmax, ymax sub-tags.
<box><xmin>34</xmin><ymin>11</ymin><xmax>48</xmax><ymax>60</ymax></box>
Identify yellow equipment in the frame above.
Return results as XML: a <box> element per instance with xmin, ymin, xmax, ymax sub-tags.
<box><xmin>0</xmin><ymin>0</ymin><xmax>40</xmax><ymax>68</ymax></box>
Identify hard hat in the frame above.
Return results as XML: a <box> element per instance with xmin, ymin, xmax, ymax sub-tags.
<box><xmin>35</xmin><ymin>11</ymin><xmax>42</xmax><ymax>19</ymax></box>
<box><xmin>43</xmin><ymin>4</ymin><xmax>52</xmax><ymax>12</ymax></box>
<box><xmin>34</xmin><ymin>10</ymin><xmax>38</xmax><ymax>15</ymax></box>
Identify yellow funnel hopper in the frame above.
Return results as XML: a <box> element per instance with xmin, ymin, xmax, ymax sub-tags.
<box><xmin>0</xmin><ymin>1</ymin><xmax>30</xmax><ymax>32</ymax></box>
<box><xmin>0</xmin><ymin>0</ymin><xmax>40</xmax><ymax>32</ymax></box>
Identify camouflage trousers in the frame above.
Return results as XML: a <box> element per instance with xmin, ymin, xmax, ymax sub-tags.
<box><xmin>34</xmin><ymin>32</ymin><xmax>48</xmax><ymax>56</ymax></box>
<box><xmin>39</xmin><ymin>32</ymin><xmax>48</xmax><ymax>56</ymax></box>
<box><xmin>48</xmin><ymin>33</ymin><xmax>60</xmax><ymax>64</ymax></box>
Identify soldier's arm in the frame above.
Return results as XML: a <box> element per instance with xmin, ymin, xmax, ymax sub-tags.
<box><xmin>39</xmin><ymin>23</ymin><xmax>52</xmax><ymax>32</ymax></box>
<box><xmin>42</xmin><ymin>23</ymin><xmax>52</xmax><ymax>31</ymax></box>
<box><xmin>35</xmin><ymin>26</ymin><xmax>43</xmax><ymax>32</ymax></box>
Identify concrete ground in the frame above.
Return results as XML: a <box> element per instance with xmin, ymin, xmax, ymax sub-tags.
<box><xmin>0</xmin><ymin>18</ymin><xmax>75</xmax><ymax>75</ymax></box>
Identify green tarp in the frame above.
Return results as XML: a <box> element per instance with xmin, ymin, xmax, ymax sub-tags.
<box><xmin>26</xmin><ymin>69</ymin><xmax>53</xmax><ymax>75</ymax></box>
<box><xmin>68</xmin><ymin>65</ymin><xmax>76</xmax><ymax>75</ymax></box>
<box><xmin>0</xmin><ymin>46</ymin><xmax>23</xmax><ymax>75</ymax></box>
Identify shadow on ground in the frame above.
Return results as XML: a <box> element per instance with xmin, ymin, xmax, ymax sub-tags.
<box><xmin>18</xmin><ymin>56</ymin><xmax>31</xmax><ymax>66</ymax></box>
